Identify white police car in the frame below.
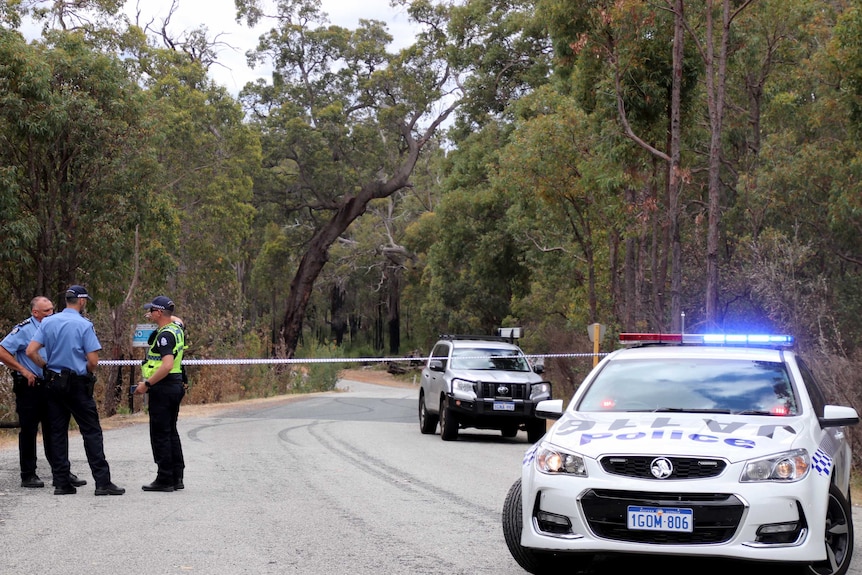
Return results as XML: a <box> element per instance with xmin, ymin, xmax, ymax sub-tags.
<box><xmin>503</xmin><ymin>333</ymin><xmax>859</xmax><ymax>575</ymax></box>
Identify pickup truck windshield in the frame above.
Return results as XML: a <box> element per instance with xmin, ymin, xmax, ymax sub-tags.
<box><xmin>450</xmin><ymin>348</ymin><xmax>532</xmax><ymax>372</ymax></box>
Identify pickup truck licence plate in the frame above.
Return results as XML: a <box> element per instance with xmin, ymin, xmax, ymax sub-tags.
<box><xmin>493</xmin><ymin>401</ymin><xmax>515</xmax><ymax>411</ymax></box>
<box><xmin>627</xmin><ymin>506</ymin><xmax>693</xmax><ymax>532</ymax></box>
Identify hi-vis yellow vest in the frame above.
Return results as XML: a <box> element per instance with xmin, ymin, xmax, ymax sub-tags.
<box><xmin>141</xmin><ymin>323</ymin><xmax>185</xmax><ymax>380</ymax></box>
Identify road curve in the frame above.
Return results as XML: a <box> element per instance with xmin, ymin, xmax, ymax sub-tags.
<box><xmin>0</xmin><ymin>379</ymin><xmax>858</xmax><ymax>575</ymax></box>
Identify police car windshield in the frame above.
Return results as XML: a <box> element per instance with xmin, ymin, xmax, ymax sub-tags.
<box><xmin>450</xmin><ymin>348</ymin><xmax>531</xmax><ymax>372</ymax></box>
<box><xmin>577</xmin><ymin>358</ymin><xmax>798</xmax><ymax>415</ymax></box>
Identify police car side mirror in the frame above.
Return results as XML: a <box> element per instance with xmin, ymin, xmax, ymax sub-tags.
<box><xmin>532</xmin><ymin>364</ymin><xmax>544</xmax><ymax>374</ymax></box>
<box><xmin>535</xmin><ymin>399</ymin><xmax>564</xmax><ymax>420</ymax></box>
<box><xmin>820</xmin><ymin>405</ymin><xmax>860</xmax><ymax>427</ymax></box>
<box><xmin>428</xmin><ymin>359</ymin><xmax>445</xmax><ymax>372</ymax></box>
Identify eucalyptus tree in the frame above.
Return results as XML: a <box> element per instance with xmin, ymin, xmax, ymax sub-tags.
<box><xmin>538</xmin><ymin>0</ymin><xmax>700</xmax><ymax>331</ymax></box>
<box><xmin>237</xmin><ymin>0</ymin><xmax>462</xmax><ymax>357</ymax></box>
<box><xmin>0</xmin><ymin>29</ymin><xmax>166</xmax><ymax>304</ymax></box>
<box><xmin>128</xmin><ymin>35</ymin><xmax>261</xmax><ymax>356</ymax></box>
<box><xmin>738</xmin><ymin>1</ymin><xmax>862</xmax><ymax>352</ymax></box>
<box><xmin>493</xmin><ymin>86</ymin><xmax>627</xmax><ymax>327</ymax></box>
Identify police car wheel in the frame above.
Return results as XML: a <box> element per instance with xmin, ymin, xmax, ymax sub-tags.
<box><xmin>502</xmin><ymin>479</ymin><xmax>589</xmax><ymax>573</ymax></box>
<box><xmin>806</xmin><ymin>483</ymin><xmax>854</xmax><ymax>575</ymax></box>
<box><xmin>418</xmin><ymin>391</ymin><xmax>438</xmax><ymax>435</ymax></box>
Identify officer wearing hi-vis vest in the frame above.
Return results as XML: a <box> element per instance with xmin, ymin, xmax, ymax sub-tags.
<box><xmin>134</xmin><ymin>296</ymin><xmax>186</xmax><ymax>492</ymax></box>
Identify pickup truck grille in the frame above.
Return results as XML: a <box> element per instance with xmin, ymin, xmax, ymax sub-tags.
<box><xmin>479</xmin><ymin>382</ymin><xmax>527</xmax><ymax>399</ymax></box>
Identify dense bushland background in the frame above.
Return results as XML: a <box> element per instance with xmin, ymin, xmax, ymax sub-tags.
<box><xmin>1</xmin><ymin>0</ymin><xmax>861</xmax><ymax>469</ymax></box>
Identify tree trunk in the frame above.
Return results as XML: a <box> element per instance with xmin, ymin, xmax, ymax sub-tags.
<box><xmin>624</xmin><ymin>188</ymin><xmax>637</xmax><ymax>330</ymax></box>
<box><xmin>704</xmin><ymin>0</ymin><xmax>736</xmax><ymax>328</ymax></box>
<box><xmin>329</xmin><ymin>283</ymin><xmax>347</xmax><ymax>346</ymax></box>
<box><xmin>276</xmin><ymin>98</ymin><xmax>455</xmax><ymax>358</ymax></box>
<box><xmin>668</xmin><ymin>0</ymin><xmax>685</xmax><ymax>332</ymax></box>
<box><xmin>279</xmin><ymin>210</ymin><xmax>355</xmax><ymax>358</ymax></box>
<box><xmin>386</xmin><ymin>263</ymin><xmax>401</xmax><ymax>355</ymax></box>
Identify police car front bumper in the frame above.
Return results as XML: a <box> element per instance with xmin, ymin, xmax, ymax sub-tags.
<box><xmin>518</xmin><ymin>458</ymin><xmax>832</xmax><ymax>563</ymax></box>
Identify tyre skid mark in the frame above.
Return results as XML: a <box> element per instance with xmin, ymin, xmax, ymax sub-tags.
<box><xmin>304</xmin><ymin>420</ymin><xmax>500</xmax><ymax>526</ymax></box>
<box><xmin>273</xmin><ymin>420</ymin><xmax>465</xmax><ymax>574</ymax></box>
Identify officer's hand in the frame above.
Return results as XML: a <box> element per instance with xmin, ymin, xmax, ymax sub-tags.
<box><xmin>22</xmin><ymin>369</ymin><xmax>36</xmax><ymax>386</ymax></box>
<box><xmin>134</xmin><ymin>382</ymin><xmax>147</xmax><ymax>395</ymax></box>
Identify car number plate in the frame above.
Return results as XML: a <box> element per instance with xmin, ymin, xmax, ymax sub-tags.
<box><xmin>627</xmin><ymin>506</ymin><xmax>693</xmax><ymax>532</ymax></box>
<box><xmin>493</xmin><ymin>401</ymin><xmax>515</xmax><ymax>411</ymax></box>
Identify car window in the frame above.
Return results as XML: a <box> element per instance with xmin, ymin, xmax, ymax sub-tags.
<box><xmin>795</xmin><ymin>357</ymin><xmax>825</xmax><ymax>418</ymax></box>
<box><xmin>577</xmin><ymin>358</ymin><xmax>798</xmax><ymax>415</ymax></box>
<box><xmin>430</xmin><ymin>343</ymin><xmax>450</xmax><ymax>369</ymax></box>
<box><xmin>450</xmin><ymin>348</ymin><xmax>531</xmax><ymax>372</ymax></box>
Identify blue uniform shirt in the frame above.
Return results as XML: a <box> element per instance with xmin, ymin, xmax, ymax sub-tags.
<box><xmin>1</xmin><ymin>316</ymin><xmax>46</xmax><ymax>377</ymax></box>
<box><xmin>32</xmin><ymin>308</ymin><xmax>101</xmax><ymax>376</ymax></box>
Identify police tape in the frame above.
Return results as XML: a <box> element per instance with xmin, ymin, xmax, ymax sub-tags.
<box><xmin>97</xmin><ymin>352</ymin><xmax>607</xmax><ymax>367</ymax></box>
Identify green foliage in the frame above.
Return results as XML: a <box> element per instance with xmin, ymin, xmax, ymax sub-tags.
<box><xmin>294</xmin><ymin>339</ymin><xmax>343</xmax><ymax>392</ymax></box>
<box><xmin>0</xmin><ymin>30</ymin><xmax>166</xmax><ymax>305</ymax></box>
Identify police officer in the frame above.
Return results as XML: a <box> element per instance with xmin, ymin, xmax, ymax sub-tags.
<box><xmin>135</xmin><ymin>295</ymin><xmax>185</xmax><ymax>492</ymax></box>
<box><xmin>25</xmin><ymin>285</ymin><xmax>125</xmax><ymax>496</ymax></box>
<box><xmin>0</xmin><ymin>297</ymin><xmax>85</xmax><ymax>488</ymax></box>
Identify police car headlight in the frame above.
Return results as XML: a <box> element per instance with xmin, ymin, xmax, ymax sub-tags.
<box><xmin>451</xmin><ymin>378</ymin><xmax>476</xmax><ymax>400</ymax></box>
<box><xmin>536</xmin><ymin>445</ymin><xmax>587</xmax><ymax>476</ymax></box>
<box><xmin>740</xmin><ymin>449</ymin><xmax>809</xmax><ymax>482</ymax></box>
<box><xmin>530</xmin><ymin>382</ymin><xmax>551</xmax><ymax>400</ymax></box>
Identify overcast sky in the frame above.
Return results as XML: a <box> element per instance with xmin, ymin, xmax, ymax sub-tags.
<box><xmin>137</xmin><ymin>0</ymin><xmax>420</xmax><ymax>93</ymax></box>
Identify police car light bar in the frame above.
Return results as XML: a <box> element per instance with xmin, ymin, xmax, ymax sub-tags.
<box><xmin>619</xmin><ymin>333</ymin><xmax>794</xmax><ymax>346</ymax></box>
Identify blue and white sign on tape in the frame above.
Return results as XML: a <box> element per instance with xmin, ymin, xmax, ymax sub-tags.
<box><xmin>133</xmin><ymin>323</ymin><xmax>157</xmax><ymax>348</ymax></box>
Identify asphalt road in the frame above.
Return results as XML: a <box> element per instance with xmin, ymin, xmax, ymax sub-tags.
<box><xmin>0</xmin><ymin>379</ymin><xmax>860</xmax><ymax>575</ymax></box>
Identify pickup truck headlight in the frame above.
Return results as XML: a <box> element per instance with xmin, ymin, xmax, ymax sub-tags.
<box><xmin>530</xmin><ymin>382</ymin><xmax>551</xmax><ymax>400</ymax></box>
<box><xmin>536</xmin><ymin>444</ymin><xmax>587</xmax><ymax>476</ymax></box>
<box><xmin>451</xmin><ymin>378</ymin><xmax>477</xmax><ymax>400</ymax></box>
<box><xmin>740</xmin><ymin>449</ymin><xmax>809</xmax><ymax>482</ymax></box>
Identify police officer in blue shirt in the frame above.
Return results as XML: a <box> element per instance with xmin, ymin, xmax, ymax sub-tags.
<box><xmin>26</xmin><ymin>285</ymin><xmax>125</xmax><ymax>496</ymax></box>
<box><xmin>0</xmin><ymin>296</ymin><xmax>85</xmax><ymax>489</ymax></box>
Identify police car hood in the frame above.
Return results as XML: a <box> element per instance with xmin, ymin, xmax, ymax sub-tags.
<box><xmin>454</xmin><ymin>369</ymin><xmax>544</xmax><ymax>384</ymax></box>
<box><xmin>545</xmin><ymin>411</ymin><xmax>808</xmax><ymax>463</ymax></box>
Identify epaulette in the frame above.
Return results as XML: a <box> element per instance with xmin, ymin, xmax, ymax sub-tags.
<box><xmin>8</xmin><ymin>317</ymin><xmax>32</xmax><ymax>336</ymax></box>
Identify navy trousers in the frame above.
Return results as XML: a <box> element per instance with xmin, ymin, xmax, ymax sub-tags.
<box><xmin>13</xmin><ymin>376</ymin><xmax>53</xmax><ymax>478</ymax></box>
<box><xmin>46</xmin><ymin>377</ymin><xmax>112</xmax><ymax>488</ymax></box>
<box><xmin>148</xmin><ymin>381</ymin><xmax>185</xmax><ymax>484</ymax></box>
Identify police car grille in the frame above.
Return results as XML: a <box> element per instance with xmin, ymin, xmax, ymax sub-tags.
<box><xmin>580</xmin><ymin>489</ymin><xmax>744</xmax><ymax>544</ymax></box>
<box><xmin>479</xmin><ymin>382</ymin><xmax>527</xmax><ymax>399</ymax></box>
<box><xmin>599</xmin><ymin>456</ymin><xmax>726</xmax><ymax>479</ymax></box>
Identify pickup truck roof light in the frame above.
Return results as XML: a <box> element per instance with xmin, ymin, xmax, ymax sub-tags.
<box><xmin>619</xmin><ymin>333</ymin><xmax>794</xmax><ymax>347</ymax></box>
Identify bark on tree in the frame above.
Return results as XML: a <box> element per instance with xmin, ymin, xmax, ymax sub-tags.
<box><xmin>702</xmin><ymin>0</ymin><xmax>755</xmax><ymax>328</ymax></box>
<box><xmin>278</xmin><ymin>107</ymin><xmax>454</xmax><ymax>358</ymax></box>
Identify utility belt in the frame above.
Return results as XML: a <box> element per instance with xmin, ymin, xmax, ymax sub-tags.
<box><xmin>44</xmin><ymin>369</ymin><xmax>97</xmax><ymax>397</ymax></box>
<box><xmin>11</xmin><ymin>371</ymin><xmax>46</xmax><ymax>394</ymax></box>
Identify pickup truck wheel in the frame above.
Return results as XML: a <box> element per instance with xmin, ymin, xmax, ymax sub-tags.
<box><xmin>418</xmin><ymin>391</ymin><xmax>439</xmax><ymax>434</ymax></box>
<box><xmin>440</xmin><ymin>397</ymin><xmax>459</xmax><ymax>441</ymax></box>
<box><xmin>526</xmin><ymin>419</ymin><xmax>546</xmax><ymax>443</ymax></box>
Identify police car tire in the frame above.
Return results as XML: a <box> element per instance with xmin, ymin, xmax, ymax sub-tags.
<box><xmin>502</xmin><ymin>479</ymin><xmax>585</xmax><ymax>574</ymax></box>
<box><xmin>440</xmin><ymin>397</ymin><xmax>459</xmax><ymax>441</ymax></box>
<box><xmin>418</xmin><ymin>391</ymin><xmax>439</xmax><ymax>435</ymax></box>
<box><xmin>805</xmin><ymin>483</ymin><xmax>854</xmax><ymax>575</ymax></box>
